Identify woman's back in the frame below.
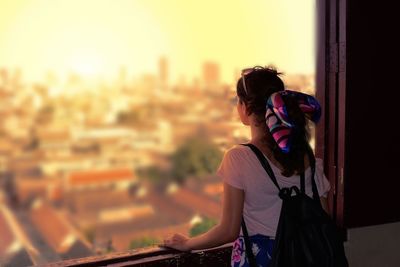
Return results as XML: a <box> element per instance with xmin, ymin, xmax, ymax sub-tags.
<box><xmin>163</xmin><ymin>66</ymin><xmax>331</xmax><ymax>267</ymax></box>
<box><xmin>217</xmin><ymin>144</ymin><xmax>331</xmax><ymax>237</ymax></box>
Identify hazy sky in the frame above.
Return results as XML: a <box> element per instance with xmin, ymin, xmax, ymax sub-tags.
<box><xmin>0</xmin><ymin>0</ymin><xmax>315</xmax><ymax>84</ymax></box>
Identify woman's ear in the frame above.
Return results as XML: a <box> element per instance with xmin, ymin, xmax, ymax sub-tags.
<box><xmin>237</xmin><ymin>101</ymin><xmax>250</xmax><ymax>126</ymax></box>
<box><xmin>243</xmin><ymin>103</ymin><xmax>250</xmax><ymax>116</ymax></box>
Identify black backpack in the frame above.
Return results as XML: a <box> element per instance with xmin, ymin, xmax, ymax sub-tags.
<box><xmin>241</xmin><ymin>143</ymin><xmax>348</xmax><ymax>267</ymax></box>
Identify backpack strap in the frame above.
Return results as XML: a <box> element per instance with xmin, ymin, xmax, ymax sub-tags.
<box><xmin>239</xmin><ymin>142</ymin><xmax>322</xmax><ymax>266</ymax></box>
<box><xmin>300</xmin><ymin>173</ymin><xmax>306</xmax><ymax>194</ymax></box>
<box><xmin>239</xmin><ymin>143</ymin><xmax>275</xmax><ymax>267</ymax></box>
<box><xmin>241</xmin><ymin>217</ymin><xmax>258</xmax><ymax>267</ymax></box>
<box><xmin>241</xmin><ymin>143</ymin><xmax>281</xmax><ymax>191</ymax></box>
<box><xmin>242</xmin><ymin>143</ymin><xmax>321</xmax><ymax>203</ymax></box>
<box><xmin>300</xmin><ymin>154</ymin><xmax>306</xmax><ymax>193</ymax></box>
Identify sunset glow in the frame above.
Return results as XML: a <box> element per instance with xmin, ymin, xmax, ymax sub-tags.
<box><xmin>0</xmin><ymin>1</ymin><xmax>318</xmax><ymax>261</ymax></box>
<box><xmin>0</xmin><ymin>0</ymin><xmax>315</xmax><ymax>84</ymax></box>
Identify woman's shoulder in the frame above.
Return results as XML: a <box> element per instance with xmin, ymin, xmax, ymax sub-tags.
<box><xmin>224</xmin><ymin>144</ymin><xmax>251</xmax><ymax>156</ymax></box>
<box><xmin>221</xmin><ymin>144</ymin><xmax>257</xmax><ymax>167</ymax></box>
<box><xmin>304</xmin><ymin>157</ymin><xmax>324</xmax><ymax>173</ymax></box>
<box><xmin>224</xmin><ymin>145</ymin><xmax>325</xmax><ymax>170</ymax></box>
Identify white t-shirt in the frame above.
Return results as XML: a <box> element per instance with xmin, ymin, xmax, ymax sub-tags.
<box><xmin>216</xmin><ymin>144</ymin><xmax>331</xmax><ymax>238</ymax></box>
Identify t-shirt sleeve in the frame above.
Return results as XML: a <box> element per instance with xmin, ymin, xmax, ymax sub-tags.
<box><xmin>314</xmin><ymin>158</ymin><xmax>331</xmax><ymax>197</ymax></box>
<box><xmin>216</xmin><ymin>148</ymin><xmax>245</xmax><ymax>190</ymax></box>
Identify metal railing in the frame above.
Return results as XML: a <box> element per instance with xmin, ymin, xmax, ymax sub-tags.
<box><xmin>38</xmin><ymin>243</ymin><xmax>233</xmax><ymax>267</ymax></box>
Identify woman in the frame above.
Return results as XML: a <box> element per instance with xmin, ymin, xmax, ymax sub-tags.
<box><xmin>163</xmin><ymin>66</ymin><xmax>331</xmax><ymax>267</ymax></box>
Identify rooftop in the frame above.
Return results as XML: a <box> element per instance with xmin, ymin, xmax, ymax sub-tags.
<box><xmin>0</xmin><ymin>209</ymin><xmax>16</xmax><ymax>255</ymax></box>
<box><xmin>29</xmin><ymin>200</ymin><xmax>92</xmax><ymax>258</ymax></box>
<box><xmin>67</xmin><ymin>168</ymin><xmax>135</xmax><ymax>187</ymax></box>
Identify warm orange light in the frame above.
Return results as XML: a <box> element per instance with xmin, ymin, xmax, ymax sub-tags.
<box><xmin>0</xmin><ymin>0</ymin><xmax>315</xmax><ymax>83</ymax></box>
<box><xmin>69</xmin><ymin>52</ymin><xmax>104</xmax><ymax>77</ymax></box>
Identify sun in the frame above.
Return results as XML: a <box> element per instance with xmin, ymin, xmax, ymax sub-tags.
<box><xmin>69</xmin><ymin>52</ymin><xmax>105</xmax><ymax>77</ymax></box>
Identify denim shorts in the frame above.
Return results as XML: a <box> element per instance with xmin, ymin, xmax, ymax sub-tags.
<box><xmin>231</xmin><ymin>234</ymin><xmax>275</xmax><ymax>267</ymax></box>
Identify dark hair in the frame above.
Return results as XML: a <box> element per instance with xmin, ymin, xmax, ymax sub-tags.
<box><xmin>237</xmin><ymin>66</ymin><xmax>311</xmax><ymax>176</ymax></box>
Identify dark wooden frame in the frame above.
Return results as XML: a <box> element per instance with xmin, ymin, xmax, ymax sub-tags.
<box><xmin>316</xmin><ymin>0</ymin><xmax>400</xmax><ymax>229</ymax></box>
<box><xmin>315</xmin><ymin>0</ymin><xmax>347</xmax><ymax>228</ymax></box>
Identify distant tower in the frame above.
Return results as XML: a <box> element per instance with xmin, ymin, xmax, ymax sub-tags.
<box><xmin>233</xmin><ymin>68</ymin><xmax>241</xmax><ymax>83</ymax></box>
<box><xmin>118</xmin><ymin>66</ymin><xmax>127</xmax><ymax>90</ymax></box>
<box><xmin>45</xmin><ymin>71</ymin><xmax>58</xmax><ymax>87</ymax></box>
<box><xmin>0</xmin><ymin>68</ymin><xmax>9</xmax><ymax>90</ymax></box>
<box><xmin>12</xmin><ymin>68</ymin><xmax>23</xmax><ymax>88</ymax></box>
<box><xmin>202</xmin><ymin>62</ymin><xmax>220</xmax><ymax>89</ymax></box>
<box><xmin>159</xmin><ymin>56</ymin><xmax>168</xmax><ymax>90</ymax></box>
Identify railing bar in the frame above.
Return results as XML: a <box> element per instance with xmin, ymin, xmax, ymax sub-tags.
<box><xmin>37</xmin><ymin>244</ymin><xmax>233</xmax><ymax>267</ymax></box>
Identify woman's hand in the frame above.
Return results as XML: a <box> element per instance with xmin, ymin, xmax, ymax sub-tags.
<box><xmin>162</xmin><ymin>233</ymin><xmax>191</xmax><ymax>252</ymax></box>
<box><xmin>161</xmin><ymin>183</ymin><xmax>244</xmax><ymax>252</ymax></box>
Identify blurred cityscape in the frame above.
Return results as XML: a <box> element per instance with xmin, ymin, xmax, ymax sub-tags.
<box><xmin>0</xmin><ymin>58</ymin><xmax>315</xmax><ymax>266</ymax></box>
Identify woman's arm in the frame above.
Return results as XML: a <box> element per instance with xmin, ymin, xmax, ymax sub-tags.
<box><xmin>163</xmin><ymin>182</ymin><xmax>244</xmax><ymax>251</ymax></box>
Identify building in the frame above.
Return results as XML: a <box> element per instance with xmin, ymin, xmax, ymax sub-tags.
<box><xmin>65</xmin><ymin>168</ymin><xmax>136</xmax><ymax>191</ymax></box>
<box><xmin>158</xmin><ymin>56</ymin><xmax>169</xmax><ymax>90</ymax></box>
<box><xmin>202</xmin><ymin>62</ymin><xmax>220</xmax><ymax>89</ymax></box>
<box><xmin>29</xmin><ymin>200</ymin><xmax>93</xmax><ymax>260</ymax></box>
<box><xmin>0</xmin><ymin>204</ymin><xmax>34</xmax><ymax>267</ymax></box>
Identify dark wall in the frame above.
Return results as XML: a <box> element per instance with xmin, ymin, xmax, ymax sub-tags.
<box><xmin>344</xmin><ymin>1</ymin><xmax>399</xmax><ymax>228</ymax></box>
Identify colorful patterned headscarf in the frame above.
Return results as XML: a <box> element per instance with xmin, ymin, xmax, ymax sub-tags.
<box><xmin>265</xmin><ymin>90</ymin><xmax>321</xmax><ymax>153</ymax></box>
